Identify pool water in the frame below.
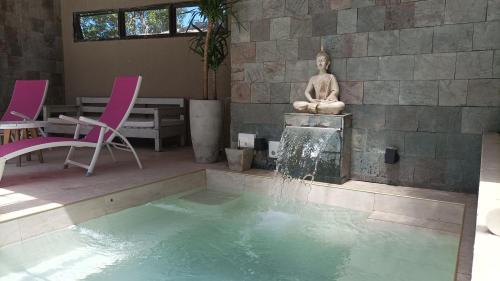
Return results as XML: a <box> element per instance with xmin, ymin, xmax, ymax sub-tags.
<box><xmin>0</xmin><ymin>190</ymin><xmax>459</xmax><ymax>281</ymax></box>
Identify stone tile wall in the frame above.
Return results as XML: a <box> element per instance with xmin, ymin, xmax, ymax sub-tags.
<box><xmin>0</xmin><ymin>0</ymin><xmax>64</xmax><ymax>113</ymax></box>
<box><xmin>230</xmin><ymin>0</ymin><xmax>500</xmax><ymax>193</ymax></box>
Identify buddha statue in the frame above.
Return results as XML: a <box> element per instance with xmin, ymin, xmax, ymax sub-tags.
<box><xmin>293</xmin><ymin>47</ymin><xmax>345</xmax><ymax>115</ymax></box>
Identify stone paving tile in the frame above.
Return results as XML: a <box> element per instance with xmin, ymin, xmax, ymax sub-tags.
<box><xmin>438</xmin><ymin>80</ymin><xmax>468</xmax><ymax>106</ymax></box>
<box><xmin>415</xmin><ymin>0</ymin><xmax>445</xmax><ymax>27</ymax></box>
<box><xmin>455</xmin><ymin>51</ymin><xmax>493</xmax><ymax>79</ymax></box>
<box><xmin>399</xmin><ymin>27</ymin><xmax>433</xmax><ymax>54</ymax></box>
<box><xmin>384</xmin><ymin>2</ymin><xmax>415</xmax><ymax>30</ymax></box>
<box><xmin>263</xmin><ymin>0</ymin><xmax>285</xmax><ymax>18</ymax></box>
<box><xmin>337</xmin><ymin>9</ymin><xmax>357</xmax><ymax>34</ymax></box>
<box><xmin>357</xmin><ymin>6</ymin><xmax>386</xmax><ymax>32</ymax></box>
<box><xmin>433</xmin><ymin>24</ymin><xmax>473</xmax><ymax>53</ymax></box>
<box><xmin>444</xmin><ymin>0</ymin><xmax>487</xmax><ymax>24</ymax></box>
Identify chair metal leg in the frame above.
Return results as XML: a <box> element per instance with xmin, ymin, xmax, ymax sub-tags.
<box><xmin>87</xmin><ymin>144</ymin><xmax>104</xmax><ymax>176</ymax></box>
<box><xmin>118</xmin><ymin>135</ymin><xmax>143</xmax><ymax>169</ymax></box>
<box><xmin>38</xmin><ymin>127</ymin><xmax>47</xmax><ymax>137</ymax></box>
<box><xmin>30</xmin><ymin>129</ymin><xmax>44</xmax><ymax>163</ymax></box>
<box><xmin>13</xmin><ymin>130</ymin><xmax>21</xmax><ymax>167</ymax></box>
<box><xmin>106</xmin><ymin>144</ymin><xmax>117</xmax><ymax>162</ymax></box>
<box><xmin>0</xmin><ymin>161</ymin><xmax>5</xmax><ymax>182</ymax></box>
<box><xmin>63</xmin><ymin>146</ymin><xmax>76</xmax><ymax>169</ymax></box>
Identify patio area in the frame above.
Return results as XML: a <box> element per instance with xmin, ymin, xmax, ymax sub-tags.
<box><xmin>0</xmin><ymin>146</ymin><xmax>225</xmax><ymax>223</ymax></box>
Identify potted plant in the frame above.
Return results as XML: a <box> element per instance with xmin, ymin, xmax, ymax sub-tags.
<box><xmin>188</xmin><ymin>0</ymin><xmax>237</xmax><ymax>163</ymax></box>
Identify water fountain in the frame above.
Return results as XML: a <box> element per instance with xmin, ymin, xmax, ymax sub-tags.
<box><xmin>276</xmin><ymin>113</ymin><xmax>351</xmax><ymax>184</ymax></box>
<box><xmin>275</xmin><ymin>47</ymin><xmax>351</xmax><ymax>185</ymax></box>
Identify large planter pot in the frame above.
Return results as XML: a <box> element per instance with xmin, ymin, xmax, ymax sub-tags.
<box><xmin>190</xmin><ymin>99</ymin><xmax>222</xmax><ymax>163</ymax></box>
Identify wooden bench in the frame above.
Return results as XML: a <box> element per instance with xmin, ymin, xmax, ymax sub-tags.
<box><xmin>43</xmin><ymin>97</ymin><xmax>186</xmax><ymax>151</ymax></box>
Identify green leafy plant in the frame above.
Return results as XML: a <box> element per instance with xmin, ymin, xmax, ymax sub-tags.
<box><xmin>188</xmin><ymin>0</ymin><xmax>240</xmax><ymax>100</ymax></box>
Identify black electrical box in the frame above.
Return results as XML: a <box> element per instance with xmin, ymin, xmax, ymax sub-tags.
<box><xmin>385</xmin><ymin>147</ymin><xmax>399</xmax><ymax>164</ymax></box>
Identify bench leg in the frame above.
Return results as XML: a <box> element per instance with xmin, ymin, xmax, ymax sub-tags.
<box><xmin>179</xmin><ymin>135</ymin><xmax>186</xmax><ymax>147</ymax></box>
<box><xmin>154</xmin><ymin>136</ymin><xmax>162</xmax><ymax>152</ymax></box>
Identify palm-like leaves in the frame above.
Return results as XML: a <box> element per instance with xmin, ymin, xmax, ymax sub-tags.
<box><xmin>189</xmin><ymin>23</ymin><xmax>229</xmax><ymax>71</ymax></box>
<box><xmin>187</xmin><ymin>0</ymin><xmax>240</xmax><ymax>99</ymax></box>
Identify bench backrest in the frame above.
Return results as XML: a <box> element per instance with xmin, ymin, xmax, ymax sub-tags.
<box><xmin>76</xmin><ymin>97</ymin><xmax>185</xmax><ymax>119</ymax></box>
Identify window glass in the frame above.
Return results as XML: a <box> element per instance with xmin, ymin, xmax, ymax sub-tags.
<box><xmin>176</xmin><ymin>6</ymin><xmax>208</xmax><ymax>33</ymax></box>
<box><xmin>79</xmin><ymin>13</ymin><xmax>119</xmax><ymax>40</ymax></box>
<box><xmin>125</xmin><ymin>7</ymin><xmax>169</xmax><ymax>36</ymax></box>
<box><xmin>74</xmin><ymin>2</ymin><xmax>216</xmax><ymax>41</ymax></box>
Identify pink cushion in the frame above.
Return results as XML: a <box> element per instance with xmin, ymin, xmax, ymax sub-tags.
<box><xmin>0</xmin><ymin>137</ymin><xmax>76</xmax><ymax>158</ymax></box>
<box><xmin>84</xmin><ymin>76</ymin><xmax>140</xmax><ymax>142</ymax></box>
<box><xmin>1</xmin><ymin>80</ymin><xmax>48</xmax><ymax>121</ymax></box>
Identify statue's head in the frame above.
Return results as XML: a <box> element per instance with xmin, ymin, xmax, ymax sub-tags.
<box><xmin>316</xmin><ymin>46</ymin><xmax>331</xmax><ymax>72</ymax></box>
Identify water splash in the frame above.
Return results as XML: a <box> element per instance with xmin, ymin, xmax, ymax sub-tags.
<box><xmin>266</xmin><ymin>126</ymin><xmax>342</xmax><ymax>204</ymax></box>
<box><xmin>275</xmin><ymin>126</ymin><xmax>341</xmax><ymax>185</ymax></box>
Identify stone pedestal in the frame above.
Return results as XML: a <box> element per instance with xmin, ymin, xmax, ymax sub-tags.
<box><xmin>281</xmin><ymin>113</ymin><xmax>352</xmax><ymax>184</ymax></box>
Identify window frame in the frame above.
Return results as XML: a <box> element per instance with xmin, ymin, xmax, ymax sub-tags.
<box><xmin>73</xmin><ymin>1</ymin><xmax>208</xmax><ymax>43</ymax></box>
<box><xmin>173</xmin><ymin>2</ymin><xmax>208</xmax><ymax>36</ymax></box>
<box><xmin>122</xmin><ymin>4</ymin><xmax>171</xmax><ymax>39</ymax></box>
<box><xmin>73</xmin><ymin>9</ymin><xmax>121</xmax><ymax>42</ymax></box>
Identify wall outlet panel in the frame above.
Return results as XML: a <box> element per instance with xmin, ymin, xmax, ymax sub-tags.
<box><xmin>268</xmin><ymin>141</ymin><xmax>280</xmax><ymax>158</ymax></box>
<box><xmin>238</xmin><ymin>133</ymin><xmax>256</xmax><ymax>148</ymax></box>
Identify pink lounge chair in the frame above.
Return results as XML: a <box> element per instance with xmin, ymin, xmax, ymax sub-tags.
<box><xmin>1</xmin><ymin>80</ymin><xmax>49</xmax><ymax>142</ymax></box>
<box><xmin>1</xmin><ymin>80</ymin><xmax>49</xmax><ymax>122</ymax></box>
<box><xmin>0</xmin><ymin>76</ymin><xmax>143</xmax><ymax>180</ymax></box>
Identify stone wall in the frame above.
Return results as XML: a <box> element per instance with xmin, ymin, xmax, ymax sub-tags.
<box><xmin>230</xmin><ymin>0</ymin><xmax>500</xmax><ymax>193</ymax></box>
<box><xmin>0</xmin><ymin>0</ymin><xmax>64</xmax><ymax>112</ymax></box>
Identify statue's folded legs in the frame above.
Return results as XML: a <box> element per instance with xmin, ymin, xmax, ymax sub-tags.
<box><xmin>293</xmin><ymin>101</ymin><xmax>345</xmax><ymax>114</ymax></box>
<box><xmin>317</xmin><ymin>101</ymin><xmax>345</xmax><ymax>115</ymax></box>
<box><xmin>292</xmin><ymin>101</ymin><xmax>316</xmax><ymax>113</ymax></box>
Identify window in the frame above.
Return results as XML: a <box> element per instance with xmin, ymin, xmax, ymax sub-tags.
<box><xmin>76</xmin><ymin>11</ymin><xmax>119</xmax><ymax>41</ymax></box>
<box><xmin>125</xmin><ymin>7</ymin><xmax>169</xmax><ymax>36</ymax></box>
<box><xmin>73</xmin><ymin>2</ymin><xmax>214</xmax><ymax>42</ymax></box>
<box><xmin>176</xmin><ymin>5</ymin><xmax>208</xmax><ymax>33</ymax></box>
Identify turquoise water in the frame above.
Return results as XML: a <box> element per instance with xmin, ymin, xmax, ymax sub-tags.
<box><xmin>0</xmin><ymin>190</ymin><xmax>459</xmax><ymax>281</ymax></box>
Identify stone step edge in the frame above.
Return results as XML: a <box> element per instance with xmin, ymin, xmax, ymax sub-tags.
<box><xmin>368</xmin><ymin>211</ymin><xmax>462</xmax><ymax>234</ymax></box>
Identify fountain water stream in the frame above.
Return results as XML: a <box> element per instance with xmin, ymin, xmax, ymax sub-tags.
<box><xmin>276</xmin><ymin>126</ymin><xmax>341</xmax><ymax>182</ymax></box>
<box><xmin>273</xmin><ymin>113</ymin><xmax>352</xmax><ymax>186</ymax></box>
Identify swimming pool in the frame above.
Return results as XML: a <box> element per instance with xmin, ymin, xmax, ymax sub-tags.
<box><xmin>0</xmin><ymin>187</ymin><xmax>459</xmax><ymax>281</ymax></box>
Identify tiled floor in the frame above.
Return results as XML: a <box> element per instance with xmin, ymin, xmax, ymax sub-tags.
<box><xmin>0</xmin><ymin>145</ymin><xmax>477</xmax><ymax>281</ymax></box>
<box><xmin>0</xmin><ymin>146</ymin><xmax>224</xmax><ymax>222</ymax></box>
